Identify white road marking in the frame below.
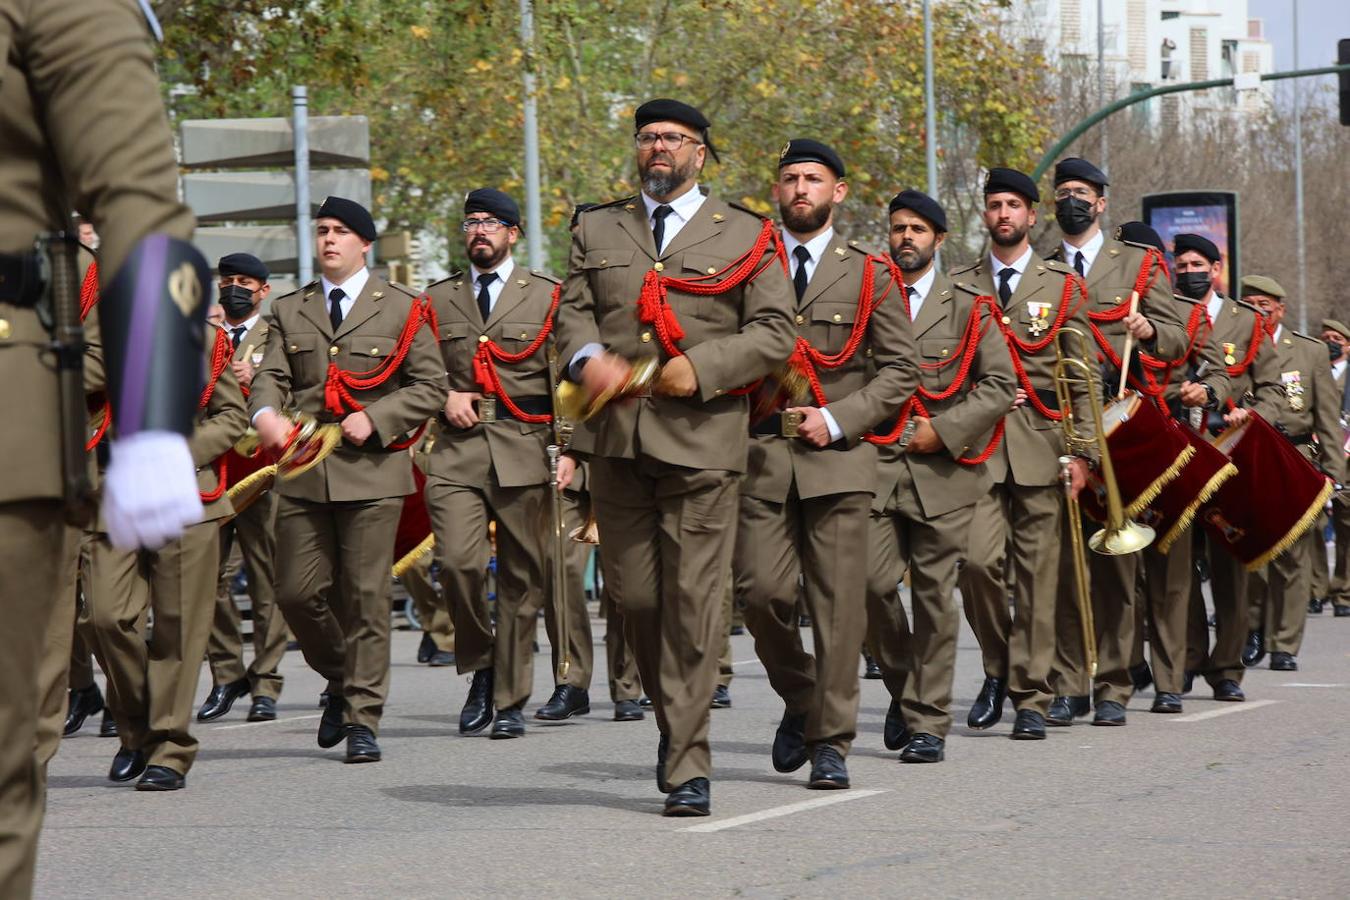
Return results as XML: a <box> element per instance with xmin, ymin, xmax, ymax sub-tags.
<box><xmin>731</xmin><ymin>658</ymin><xmax>763</xmax><ymax>668</ymax></box>
<box><xmin>678</xmin><ymin>789</ymin><xmax>887</xmax><ymax>833</ymax></box>
<box><xmin>213</xmin><ymin>714</ymin><xmax>322</xmax><ymax>731</ymax></box>
<box><xmin>1280</xmin><ymin>682</ymin><xmax>1350</xmax><ymax>688</ymax></box>
<box><xmin>1168</xmin><ymin>699</ymin><xmax>1277</xmax><ymax>723</ymax></box>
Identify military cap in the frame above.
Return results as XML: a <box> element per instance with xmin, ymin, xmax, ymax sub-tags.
<box><xmin>1322</xmin><ymin>319</ymin><xmax>1350</xmax><ymax>340</ymax></box>
<box><xmin>315</xmin><ymin>196</ymin><xmax>377</xmax><ymax>242</ymax></box>
<box><xmin>217</xmin><ymin>252</ymin><xmax>268</xmax><ymax>282</ymax></box>
<box><xmin>887</xmin><ymin>189</ymin><xmax>948</xmax><ymax>233</ymax></box>
<box><xmin>984</xmin><ymin>167</ymin><xmax>1040</xmax><ymax>203</ymax></box>
<box><xmin>464</xmin><ymin>188</ymin><xmax>521</xmax><ymax>227</ymax></box>
<box><xmin>1114</xmin><ymin>221</ymin><xmax>1165</xmax><ymax>254</ymax></box>
<box><xmin>635</xmin><ymin>98</ymin><xmax>719</xmax><ymax>162</ymax></box>
<box><xmin>570</xmin><ymin>202</ymin><xmax>599</xmax><ymax>230</ymax></box>
<box><xmin>1173</xmin><ymin>232</ymin><xmax>1221</xmax><ymax>264</ymax></box>
<box><xmin>778</xmin><ymin>139</ymin><xmax>846</xmax><ymax>178</ymax></box>
<box><xmin>1053</xmin><ymin>157</ymin><xmax>1109</xmax><ymax>191</ymax></box>
<box><xmin>1240</xmin><ymin>274</ymin><xmax>1286</xmax><ymax>300</ymax></box>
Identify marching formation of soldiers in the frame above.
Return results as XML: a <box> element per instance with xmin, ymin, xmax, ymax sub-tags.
<box><xmin>4</xmin><ymin>3</ymin><xmax>1348</xmax><ymax>892</ymax></box>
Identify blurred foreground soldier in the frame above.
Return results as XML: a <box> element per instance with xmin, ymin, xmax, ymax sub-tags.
<box><xmin>250</xmin><ymin>197</ymin><xmax>445</xmax><ymax>763</ymax></box>
<box><xmin>1</xmin><ymin>2</ymin><xmax>209</xmax><ymax>893</ymax></box>
<box><xmin>201</xmin><ymin>253</ymin><xmax>289</xmax><ymax>722</ymax></box>
<box><xmin>1241</xmin><ymin>276</ymin><xmax>1344</xmax><ymax>670</ymax></box>
<box><xmin>1322</xmin><ymin>319</ymin><xmax>1350</xmax><ymax>617</ymax></box>
<box><xmin>864</xmin><ymin>190</ymin><xmax>1014</xmax><ymax>762</ymax></box>
<box><xmin>953</xmin><ymin>167</ymin><xmax>1095</xmax><ymax>741</ymax></box>
<box><xmin>734</xmin><ymin>140</ymin><xmax>918</xmax><ymax>789</ymax></box>
<box><xmin>556</xmin><ymin>99</ymin><xmax>795</xmax><ymax>815</ymax></box>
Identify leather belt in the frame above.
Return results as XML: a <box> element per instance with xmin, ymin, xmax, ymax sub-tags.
<box><xmin>477</xmin><ymin>395</ymin><xmax>551</xmax><ymax>422</ymax></box>
<box><xmin>751</xmin><ymin>410</ymin><xmax>804</xmax><ymax>438</ymax></box>
<box><xmin>1033</xmin><ymin>388</ymin><xmax>1060</xmax><ymax>412</ymax></box>
<box><xmin>1284</xmin><ymin>431</ymin><xmax>1314</xmax><ymax>447</ymax></box>
<box><xmin>0</xmin><ymin>251</ymin><xmax>42</xmax><ymax>306</ymax></box>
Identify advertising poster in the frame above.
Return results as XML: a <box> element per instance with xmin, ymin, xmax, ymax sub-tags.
<box><xmin>1141</xmin><ymin>191</ymin><xmax>1239</xmax><ymax>294</ymax></box>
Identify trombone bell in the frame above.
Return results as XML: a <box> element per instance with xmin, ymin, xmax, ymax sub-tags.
<box><xmin>1089</xmin><ymin>521</ymin><xmax>1155</xmax><ymax>555</ymax></box>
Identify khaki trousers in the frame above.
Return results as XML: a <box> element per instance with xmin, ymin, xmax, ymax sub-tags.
<box><xmin>402</xmin><ymin>555</ymin><xmax>455</xmax><ymax>652</ymax></box>
<box><xmin>590</xmin><ymin>456</ymin><xmax>737</xmax><ymax>788</ymax></box>
<box><xmin>1189</xmin><ymin>534</ymin><xmax>1249</xmax><ymax>688</ymax></box>
<box><xmin>274</xmin><ymin>496</ymin><xmax>401</xmax><ymax>733</ymax></box>
<box><xmin>34</xmin><ymin>527</ymin><xmax>84</xmax><ymax>772</ymax></box>
<box><xmin>600</xmin><ymin>584</ymin><xmax>641</xmax><ymax>701</ymax></box>
<box><xmin>207</xmin><ymin>493</ymin><xmax>286</xmax><ymax>698</ymax></box>
<box><xmin>865</xmin><ymin>474</ymin><xmax>973</xmax><ymax>739</ymax></box>
<box><xmin>1310</xmin><ymin>511</ymin><xmax>1330</xmax><ymax>600</ymax></box>
<box><xmin>546</xmin><ymin>489</ymin><xmax>596</xmax><ymax>692</ymax></box>
<box><xmin>958</xmin><ymin>482</ymin><xmax>1063</xmax><ymax>715</ymax></box>
<box><xmin>86</xmin><ymin>520</ymin><xmax>219</xmax><ymax>774</ymax></box>
<box><xmin>1050</xmin><ymin>521</ymin><xmax>1137</xmax><ymax>707</ymax></box>
<box><xmin>735</xmin><ymin>489</ymin><xmax>870</xmax><ymax>755</ymax></box>
<box><xmin>1330</xmin><ymin>496</ymin><xmax>1350</xmax><ymax>606</ymax></box>
<box><xmin>1140</xmin><ymin>536</ymin><xmax>1194</xmax><ymax>694</ymax></box>
<box><xmin>1251</xmin><ymin>534</ymin><xmax>1314</xmax><ymax>656</ymax></box>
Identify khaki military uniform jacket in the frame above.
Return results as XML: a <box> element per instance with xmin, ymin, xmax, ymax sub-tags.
<box><xmin>557</xmin><ymin>193</ymin><xmax>796</xmax><ymax>473</ymax></box>
<box><xmin>950</xmin><ymin>256</ymin><xmax>1095</xmax><ymax>487</ymax></box>
<box><xmin>249</xmin><ymin>273</ymin><xmax>447</xmax><ymax>502</ymax></box>
<box><xmin>425</xmin><ymin>266</ymin><xmax>560</xmax><ymax>489</ymax></box>
<box><xmin>874</xmin><ymin>270</ymin><xmax>1017</xmax><ymax>518</ymax></box>
<box><xmin>229</xmin><ymin>316</ymin><xmax>270</xmax><ymax>366</ymax></box>
<box><xmin>1266</xmin><ymin>327</ymin><xmax>1346</xmax><ymax>485</ymax></box>
<box><xmin>1205</xmin><ymin>294</ymin><xmax>1282</xmax><ymax>421</ymax></box>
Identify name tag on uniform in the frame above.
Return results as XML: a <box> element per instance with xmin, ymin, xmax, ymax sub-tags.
<box><xmin>479</xmin><ymin>397</ymin><xmax>498</xmax><ymax>423</ymax></box>
<box><xmin>782</xmin><ymin>410</ymin><xmax>804</xmax><ymax>438</ymax></box>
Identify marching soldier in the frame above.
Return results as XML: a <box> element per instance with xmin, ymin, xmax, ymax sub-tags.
<box><xmin>1241</xmin><ymin>276</ymin><xmax>1345</xmax><ymax>670</ymax></box>
<box><xmin>734</xmin><ymin>140</ymin><xmax>918</xmax><ymax>789</ymax></box>
<box><xmin>200</xmin><ymin>253</ymin><xmax>289</xmax><ymax>722</ymax></box>
<box><xmin>954</xmin><ymin>167</ymin><xmax>1095</xmax><ymax>741</ymax></box>
<box><xmin>405</xmin><ymin>431</ymin><xmax>455</xmax><ymax>667</ymax></box>
<box><xmin>864</xmin><ymin>190</ymin><xmax>1014</xmax><ymax>762</ymax></box>
<box><xmin>555</xmin><ymin>99</ymin><xmax>796</xmax><ymax>816</ymax></box>
<box><xmin>250</xmin><ymin>196</ymin><xmax>446</xmax><ymax>763</ymax></box>
<box><xmin>1321</xmin><ymin>319</ymin><xmax>1350</xmax><ymax>618</ymax></box>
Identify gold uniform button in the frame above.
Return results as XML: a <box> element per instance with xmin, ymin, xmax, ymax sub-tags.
<box><xmin>653</xmin><ymin>262</ymin><xmax>665</xmax><ymax>272</ymax></box>
<box><xmin>795</xmin><ymin>314</ymin><xmax>805</xmax><ymax>325</ymax></box>
<box><xmin>707</xmin><ymin>267</ymin><xmax>717</xmax><ymax>275</ymax></box>
<box><xmin>0</xmin><ymin>319</ymin><xmax>10</xmax><ymax>340</ymax></box>
<box><xmin>832</xmin><ymin>314</ymin><xmax>842</xmax><ymax>323</ymax></box>
<box><xmin>640</xmin><ymin>331</ymin><xmax>652</xmax><ymax>343</ymax></box>
<box><xmin>941</xmin><ymin>348</ymin><xmax>949</xmax><ymax>356</ymax></box>
<box><xmin>1001</xmin><ymin>315</ymin><xmax>1011</xmax><ymax>325</ymax></box>
<box><xmin>519</xmin><ymin>332</ymin><xmax>529</xmax><ymax>340</ymax></box>
<box><xmin>370</xmin><ymin>347</ymin><xmax>380</xmax><ymax>355</ymax></box>
<box><xmin>599</xmin><ymin>259</ymin><xmax>607</xmax><ymax>266</ymax></box>
<box><xmin>478</xmin><ymin>334</ymin><xmax>489</xmax><ymax>343</ymax></box>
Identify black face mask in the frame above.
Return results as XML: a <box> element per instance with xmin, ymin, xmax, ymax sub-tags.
<box><xmin>1328</xmin><ymin>340</ymin><xmax>1344</xmax><ymax>363</ymax></box>
<box><xmin>1175</xmin><ymin>271</ymin><xmax>1211</xmax><ymax>300</ymax></box>
<box><xmin>220</xmin><ymin>284</ymin><xmax>256</xmax><ymax>320</ymax></box>
<box><xmin>1054</xmin><ymin>196</ymin><xmax>1096</xmax><ymax>236</ymax></box>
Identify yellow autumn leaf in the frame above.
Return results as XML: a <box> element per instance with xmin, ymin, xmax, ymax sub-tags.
<box><xmin>410</xmin><ymin>25</ymin><xmax>430</xmax><ymax>40</ymax></box>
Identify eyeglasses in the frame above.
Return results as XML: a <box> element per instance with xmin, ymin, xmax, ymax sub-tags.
<box><xmin>1053</xmin><ymin>187</ymin><xmax>1097</xmax><ymax>201</ymax></box>
<box><xmin>634</xmin><ymin>131</ymin><xmax>701</xmax><ymax>151</ymax></box>
<box><xmin>460</xmin><ymin>218</ymin><xmax>510</xmax><ymax>233</ymax></box>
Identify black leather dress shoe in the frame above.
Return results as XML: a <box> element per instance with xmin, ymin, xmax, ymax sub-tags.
<box><xmin>534</xmin><ymin>685</ymin><xmax>591</xmax><ymax>721</ymax></box>
<box><xmin>1213</xmin><ymin>679</ymin><xmax>1245</xmax><ymax>702</ymax></box>
<box><xmin>772</xmin><ymin>711</ymin><xmax>808</xmax><ymax>772</ymax></box>
<box><xmin>64</xmin><ymin>684</ymin><xmax>105</xmax><ymax>736</ymax></box>
<box><xmin>247</xmin><ymin>696</ymin><xmax>277</xmax><ymax>722</ymax></box>
<box><xmin>1335</xmin><ymin>605</ymin><xmax>1350</xmax><ymax>618</ymax></box>
<box><xmin>899</xmin><ymin>733</ymin><xmax>945</xmax><ymax>763</ymax></box>
<box><xmin>1269</xmin><ymin>651</ymin><xmax>1297</xmax><ymax>671</ymax></box>
<box><xmin>459</xmin><ymin>668</ymin><xmax>494</xmax><ymax>735</ymax></box>
<box><xmin>1010</xmin><ymin>709</ymin><xmax>1047</xmax><ymax>740</ymax></box>
<box><xmin>808</xmin><ymin>746</ymin><xmax>850</xmax><ymax>789</ymax></box>
<box><xmin>317</xmin><ymin>694</ymin><xmax>346</xmax><ymax>748</ymax></box>
<box><xmin>135</xmin><ymin>765</ymin><xmax>184</xmax><ymax>791</ymax></box>
<box><xmin>1047</xmin><ymin>695</ymin><xmax>1090</xmax><ymax>726</ymax></box>
<box><xmin>99</xmin><ymin>711</ymin><xmax>118</xmax><ymax>738</ymax></box>
<box><xmin>639</xmin><ymin>695</ymin><xmax>654</xmax><ymax>708</ymax></box>
<box><xmin>1308</xmin><ymin>597</ymin><xmax>1325</xmax><ymax>615</ymax></box>
<box><xmin>883</xmin><ymin>700</ymin><xmax>911</xmax><ymax>751</ymax></box>
<box><xmin>730</xmin><ymin>624</ymin><xmax>746</xmax><ymax>636</ymax></box>
<box><xmin>318</xmin><ymin>690</ymin><xmax>331</xmax><ymax>709</ymax></box>
<box><xmin>656</xmin><ymin>733</ymin><xmax>670</xmax><ymax>792</ymax></box>
<box><xmin>1241</xmin><ymin>630</ymin><xmax>1265</xmax><ymax>668</ymax></box>
<box><xmin>862</xmin><ymin>653</ymin><xmax>883</xmax><ymax>680</ymax></box>
<box><xmin>1092</xmin><ymin>700</ymin><xmax>1127</xmax><ymax>726</ymax></box>
<box><xmin>197</xmin><ymin>678</ymin><xmax>250</xmax><ymax>722</ymax></box>
<box><xmin>1182</xmin><ymin>670</ymin><xmax>1197</xmax><ymax>695</ymax></box>
<box><xmin>1151</xmin><ymin>692</ymin><xmax>1183</xmax><ymax>713</ymax></box>
<box><xmin>1129</xmin><ymin>661</ymin><xmax>1154</xmax><ymax>692</ymax></box>
<box><xmin>108</xmin><ymin>747</ymin><xmax>146</xmax><ymax>783</ymax></box>
<box><xmin>345</xmin><ymin>725</ymin><xmax>382</xmax><ymax>763</ymax></box>
<box><xmin>428</xmin><ymin>649</ymin><xmax>455</xmax><ymax>667</ymax></box>
<box><xmin>489</xmin><ymin>706</ymin><xmax>526</xmax><ymax>739</ymax></box>
<box><xmin>417</xmin><ymin>632</ymin><xmax>436</xmax><ymax>664</ymax></box>
<box><xmin>613</xmin><ymin>699</ymin><xmax>645</xmax><ymax>722</ymax></box>
<box><xmin>709</xmin><ymin>684</ymin><xmax>731</xmax><ymax>709</ymax></box>
<box><xmin>663</xmin><ymin>778</ymin><xmax>710</xmax><ymax>817</ymax></box>
<box><xmin>967</xmin><ymin>676</ymin><xmax>1006</xmax><ymax>730</ymax></box>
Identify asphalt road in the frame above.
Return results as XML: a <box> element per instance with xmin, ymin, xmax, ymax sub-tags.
<box><xmin>39</xmin><ymin>588</ymin><xmax>1350</xmax><ymax>899</ymax></box>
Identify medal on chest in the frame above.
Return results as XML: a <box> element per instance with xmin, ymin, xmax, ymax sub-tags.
<box><xmin>1281</xmin><ymin>370</ymin><xmax>1304</xmax><ymax>411</ymax></box>
<box><xmin>1026</xmin><ymin>301</ymin><xmax>1052</xmax><ymax>337</ymax></box>
<box><xmin>1222</xmin><ymin>342</ymin><xmax>1237</xmax><ymax>366</ymax></box>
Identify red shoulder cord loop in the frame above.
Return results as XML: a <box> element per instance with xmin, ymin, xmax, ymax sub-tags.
<box><xmin>80</xmin><ymin>262</ymin><xmax>114</xmax><ymax>450</ymax></box>
<box><xmin>1084</xmin><ymin>248</ymin><xmax>1176</xmax><ymax>411</ymax></box>
<box><xmin>989</xmin><ymin>273</ymin><xmax>1087</xmax><ymax>422</ymax></box>
<box><xmin>323</xmin><ymin>294</ymin><xmax>437</xmax><ymax>451</ymax></box>
<box><xmin>470</xmin><ymin>285</ymin><xmax>559</xmax><ymax>424</ymax></box>
<box><xmin>785</xmin><ymin>254</ymin><xmax>893</xmax><ymax>406</ymax></box>
<box><xmin>196</xmin><ymin>327</ymin><xmax>234</xmax><ymax>502</ymax></box>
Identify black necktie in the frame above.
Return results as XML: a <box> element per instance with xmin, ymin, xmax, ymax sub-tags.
<box><xmin>792</xmin><ymin>245</ymin><xmax>811</xmax><ymax>302</ymax></box>
<box><xmin>998</xmin><ymin>267</ymin><xmax>1014</xmax><ymax>305</ymax></box>
<box><xmin>1074</xmin><ymin>251</ymin><xmax>1085</xmax><ymax>278</ymax></box>
<box><xmin>476</xmin><ymin>272</ymin><xmax>497</xmax><ymax>322</ymax></box>
<box><xmin>328</xmin><ymin>287</ymin><xmax>345</xmax><ymax>331</ymax></box>
<box><xmin>230</xmin><ymin>325</ymin><xmax>246</xmax><ymax>350</ymax></box>
<box><xmin>652</xmin><ymin>204</ymin><xmax>674</xmax><ymax>254</ymax></box>
<box><xmin>905</xmin><ymin>284</ymin><xmax>918</xmax><ymax>319</ymax></box>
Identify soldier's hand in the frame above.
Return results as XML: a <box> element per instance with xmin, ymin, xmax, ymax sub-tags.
<box><xmin>787</xmin><ymin>406</ymin><xmax>831</xmax><ymax>447</ymax></box>
<box><xmin>654</xmin><ymin>355</ymin><xmax>698</xmax><ymax>398</ymax></box>
<box><xmin>255</xmin><ymin>409</ymin><xmax>292</xmax><ymax>456</ymax></box>
<box><xmin>1179</xmin><ymin>381</ymin><xmax>1208</xmax><ymax>408</ymax></box>
<box><xmin>230</xmin><ymin>359</ymin><xmax>255</xmax><ymax>389</ymax></box>
<box><xmin>557</xmin><ymin>454</ymin><xmax>577</xmax><ymax>491</ymax></box>
<box><xmin>906</xmin><ymin>417</ymin><xmax>944</xmax><ymax>454</ymax></box>
<box><xmin>1012</xmin><ymin>387</ymin><xmax>1028</xmax><ymax>410</ymax></box>
<box><xmin>342</xmin><ymin>411</ymin><xmax>375</xmax><ymax>446</ymax></box>
<box><xmin>1123</xmin><ymin>312</ymin><xmax>1155</xmax><ymax>341</ymax></box>
<box><xmin>581</xmin><ymin>352</ymin><xmax>632</xmax><ymax>400</ymax></box>
<box><xmin>1067</xmin><ymin>456</ymin><xmax>1090</xmax><ymax>500</ymax></box>
<box><xmin>1223</xmin><ymin>406</ymin><xmax>1251</xmax><ymax>426</ymax></box>
<box><xmin>445</xmin><ymin>391</ymin><xmax>481</xmax><ymax>429</ymax></box>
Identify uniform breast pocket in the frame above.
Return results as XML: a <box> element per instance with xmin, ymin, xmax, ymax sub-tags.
<box><xmin>283</xmin><ymin>333</ymin><xmax>321</xmax><ymax>384</ymax></box>
<box><xmin>439</xmin><ymin>321</ymin><xmax>471</xmax><ymax>373</ymax></box>
<box><xmin>582</xmin><ymin>249</ymin><xmax>637</xmax><ymax>310</ymax></box>
<box><xmin>919</xmin><ymin>337</ymin><xmax>956</xmax><ymax>388</ymax></box>
<box><xmin>1095</xmin><ymin>286</ymin><xmax>1133</xmax><ymax>310</ymax></box>
<box><xmin>348</xmin><ymin>336</ymin><xmax>398</xmax><ymax>373</ymax></box>
<box><xmin>809</xmin><ymin>301</ymin><xmax>858</xmax><ymax>351</ymax></box>
<box><xmin>678</xmin><ymin>253</ymin><xmax>727</xmax><ymax>321</ymax></box>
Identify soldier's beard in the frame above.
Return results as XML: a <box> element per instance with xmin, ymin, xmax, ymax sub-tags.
<box><xmin>640</xmin><ymin>153</ymin><xmax>699</xmax><ymax>199</ymax></box>
<box><xmin>469</xmin><ymin>239</ymin><xmax>508</xmax><ymax>271</ymax></box>
<box><xmin>780</xmin><ymin>199</ymin><xmax>833</xmax><ymax>235</ymax></box>
<box><xmin>990</xmin><ymin>221</ymin><xmax>1030</xmax><ymax>247</ymax></box>
<box><xmin>891</xmin><ymin>242</ymin><xmax>934</xmax><ymax>273</ymax></box>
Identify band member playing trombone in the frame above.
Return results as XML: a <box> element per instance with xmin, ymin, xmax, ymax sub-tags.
<box><xmin>555</xmin><ymin>99</ymin><xmax>795</xmax><ymax>816</ymax></box>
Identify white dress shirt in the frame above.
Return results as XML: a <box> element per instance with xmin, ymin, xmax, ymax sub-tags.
<box><xmin>990</xmin><ymin>246</ymin><xmax>1034</xmax><ymax>299</ymax></box>
<box><xmin>642</xmin><ymin>183</ymin><xmax>706</xmax><ymax>253</ymax></box>
<box><xmin>1206</xmin><ymin>292</ymin><xmax>1225</xmax><ymax>324</ymax></box>
<box><xmin>320</xmin><ymin>267</ymin><xmax>369</xmax><ymax>320</ymax></box>
<box><xmin>781</xmin><ymin>227</ymin><xmax>835</xmax><ymax>287</ymax></box>
<box><xmin>905</xmin><ymin>266</ymin><xmax>938</xmax><ymax>322</ymax></box>
<box><xmin>1333</xmin><ymin>359</ymin><xmax>1346</xmax><ymax>383</ymax></box>
<box><xmin>469</xmin><ymin>256</ymin><xmax>515</xmax><ymax>315</ymax></box>
<box><xmin>1060</xmin><ymin>228</ymin><xmax>1104</xmax><ymax>278</ymax></box>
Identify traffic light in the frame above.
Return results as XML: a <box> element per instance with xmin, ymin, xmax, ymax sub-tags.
<box><xmin>1340</xmin><ymin>39</ymin><xmax>1350</xmax><ymax>126</ymax></box>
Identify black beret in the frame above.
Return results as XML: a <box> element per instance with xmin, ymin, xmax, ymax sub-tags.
<box><xmin>778</xmin><ymin>138</ymin><xmax>846</xmax><ymax>178</ymax></box>
<box><xmin>984</xmin><ymin>167</ymin><xmax>1040</xmax><ymax>203</ymax></box>
<box><xmin>464</xmin><ymin>188</ymin><xmax>521</xmax><ymax>227</ymax></box>
<box><xmin>887</xmin><ymin>189</ymin><xmax>948</xmax><ymax>233</ymax></box>
<box><xmin>1053</xmin><ymin>157</ymin><xmax>1109</xmax><ymax>190</ymax></box>
<box><xmin>635</xmin><ymin>98</ymin><xmax>710</xmax><ymax>132</ymax></box>
<box><xmin>315</xmin><ymin>196</ymin><xmax>376</xmax><ymax>242</ymax></box>
<box><xmin>1114</xmin><ymin>221</ymin><xmax>1165</xmax><ymax>254</ymax></box>
<box><xmin>217</xmin><ymin>252</ymin><xmax>268</xmax><ymax>282</ymax></box>
<box><xmin>1173</xmin><ymin>232</ymin><xmax>1221</xmax><ymax>264</ymax></box>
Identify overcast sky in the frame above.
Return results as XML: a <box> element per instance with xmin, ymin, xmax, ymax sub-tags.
<box><xmin>1248</xmin><ymin>0</ymin><xmax>1348</xmax><ymax>105</ymax></box>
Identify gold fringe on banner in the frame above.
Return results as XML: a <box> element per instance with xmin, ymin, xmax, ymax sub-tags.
<box><xmin>392</xmin><ymin>533</ymin><xmax>435</xmax><ymax>579</ymax></box>
<box><xmin>1123</xmin><ymin>444</ymin><xmax>1196</xmax><ymax>520</ymax></box>
<box><xmin>1245</xmin><ymin>478</ymin><xmax>1334</xmax><ymax>571</ymax></box>
<box><xmin>1158</xmin><ymin>462</ymin><xmax>1239</xmax><ymax>553</ymax></box>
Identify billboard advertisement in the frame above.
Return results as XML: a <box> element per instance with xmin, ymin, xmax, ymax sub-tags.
<box><xmin>1141</xmin><ymin>191</ymin><xmax>1239</xmax><ymax>295</ymax></box>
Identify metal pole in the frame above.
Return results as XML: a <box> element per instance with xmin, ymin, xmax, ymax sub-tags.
<box><xmin>1292</xmin><ymin>0</ymin><xmax>1307</xmax><ymax>332</ymax></box>
<box><xmin>1097</xmin><ymin>0</ymin><xmax>1108</xmax><ymax>172</ymax></box>
<box><xmin>519</xmin><ymin>0</ymin><xmax>545</xmax><ymax>270</ymax></box>
<box><xmin>923</xmin><ymin>0</ymin><xmax>937</xmax><ymax>200</ymax></box>
<box><xmin>293</xmin><ymin>85</ymin><xmax>313</xmax><ymax>284</ymax></box>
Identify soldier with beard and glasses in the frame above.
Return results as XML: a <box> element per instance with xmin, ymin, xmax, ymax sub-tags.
<box><xmin>863</xmin><ymin>190</ymin><xmax>1014</xmax><ymax>762</ymax></box>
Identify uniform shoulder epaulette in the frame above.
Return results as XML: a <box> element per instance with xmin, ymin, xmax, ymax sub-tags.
<box><xmin>1115</xmin><ymin>238</ymin><xmax>1157</xmax><ymax>254</ymax></box>
<box><xmin>1232</xmin><ymin>296</ymin><xmax>1262</xmax><ymax>314</ymax></box>
<box><xmin>1044</xmin><ymin>246</ymin><xmax>1066</xmax><ymax>262</ymax></box>
<box><xmin>949</xmin><ymin>260</ymin><xmax>980</xmax><ymax>277</ymax></box>
<box><xmin>845</xmin><ymin>239</ymin><xmax>875</xmax><ymax>257</ymax></box>
<box><xmin>1292</xmin><ymin>330</ymin><xmax>1323</xmax><ymax>346</ymax></box>
<box><xmin>724</xmin><ymin>200</ymin><xmax>771</xmax><ymax>221</ymax></box>
<box><xmin>424</xmin><ymin>271</ymin><xmax>464</xmax><ymax>291</ymax></box>
<box><xmin>529</xmin><ymin>269</ymin><xmax>561</xmax><ymax>285</ymax></box>
<box><xmin>1042</xmin><ymin>257</ymin><xmax>1075</xmax><ymax>276</ymax></box>
<box><xmin>586</xmin><ymin>196</ymin><xmax>639</xmax><ymax>214</ymax></box>
<box><xmin>384</xmin><ymin>280</ymin><xmax>420</xmax><ymax>299</ymax></box>
<box><xmin>1172</xmin><ymin>293</ymin><xmax>1203</xmax><ymax>307</ymax></box>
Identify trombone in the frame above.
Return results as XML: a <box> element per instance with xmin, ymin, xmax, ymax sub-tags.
<box><xmin>1053</xmin><ymin>327</ymin><xmax>1156</xmax><ymax>678</ymax></box>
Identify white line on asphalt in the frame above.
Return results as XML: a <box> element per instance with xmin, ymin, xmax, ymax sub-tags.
<box><xmin>731</xmin><ymin>658</ymin><xmax>764</xmax><ymax>668</ymax></box>
<box><xmin>1280</xmin><ymin>682</ymin><xmax>1349</xmax><ymax>688</ymax></box>
<box><xmin>678</xmin><ymin>789</ymin><xmax>887</xmax><ymax>833</ymax></box>
<box><xmin>1167</xmin><ymin>700</ymin><xmax>1277</xmax><ymax>723</ymax></box>
<box><xmin>213</xmin><ymin>714</ymin><xmax>323</xmax><ymax>731</ymax></box>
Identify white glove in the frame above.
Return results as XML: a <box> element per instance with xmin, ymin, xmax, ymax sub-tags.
<box><xmin>103</xmin><ymin>431</ymin><xmax>204</xmax><ymax>549</ymax></box>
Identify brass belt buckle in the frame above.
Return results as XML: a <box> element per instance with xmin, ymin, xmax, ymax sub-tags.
<box><xmin>479</xmin><ymin>397</ymin><xmax>498</xmax><ymax>423</ymax></box>
<box><xmin>781</xmin><ymin>410</ymin><xmax>804</xmax><ymax>438</ymax></box>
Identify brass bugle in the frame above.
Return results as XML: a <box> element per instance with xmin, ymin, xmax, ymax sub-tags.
<box><xmin>547</xmin><ymin>443</ymin><xmax>572</xmax><ymax>680</ymax></box>
<box><xmin>554</xmin><ymin>357</ymin><xmax>660</xmax><ymax>422</ymax></box>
